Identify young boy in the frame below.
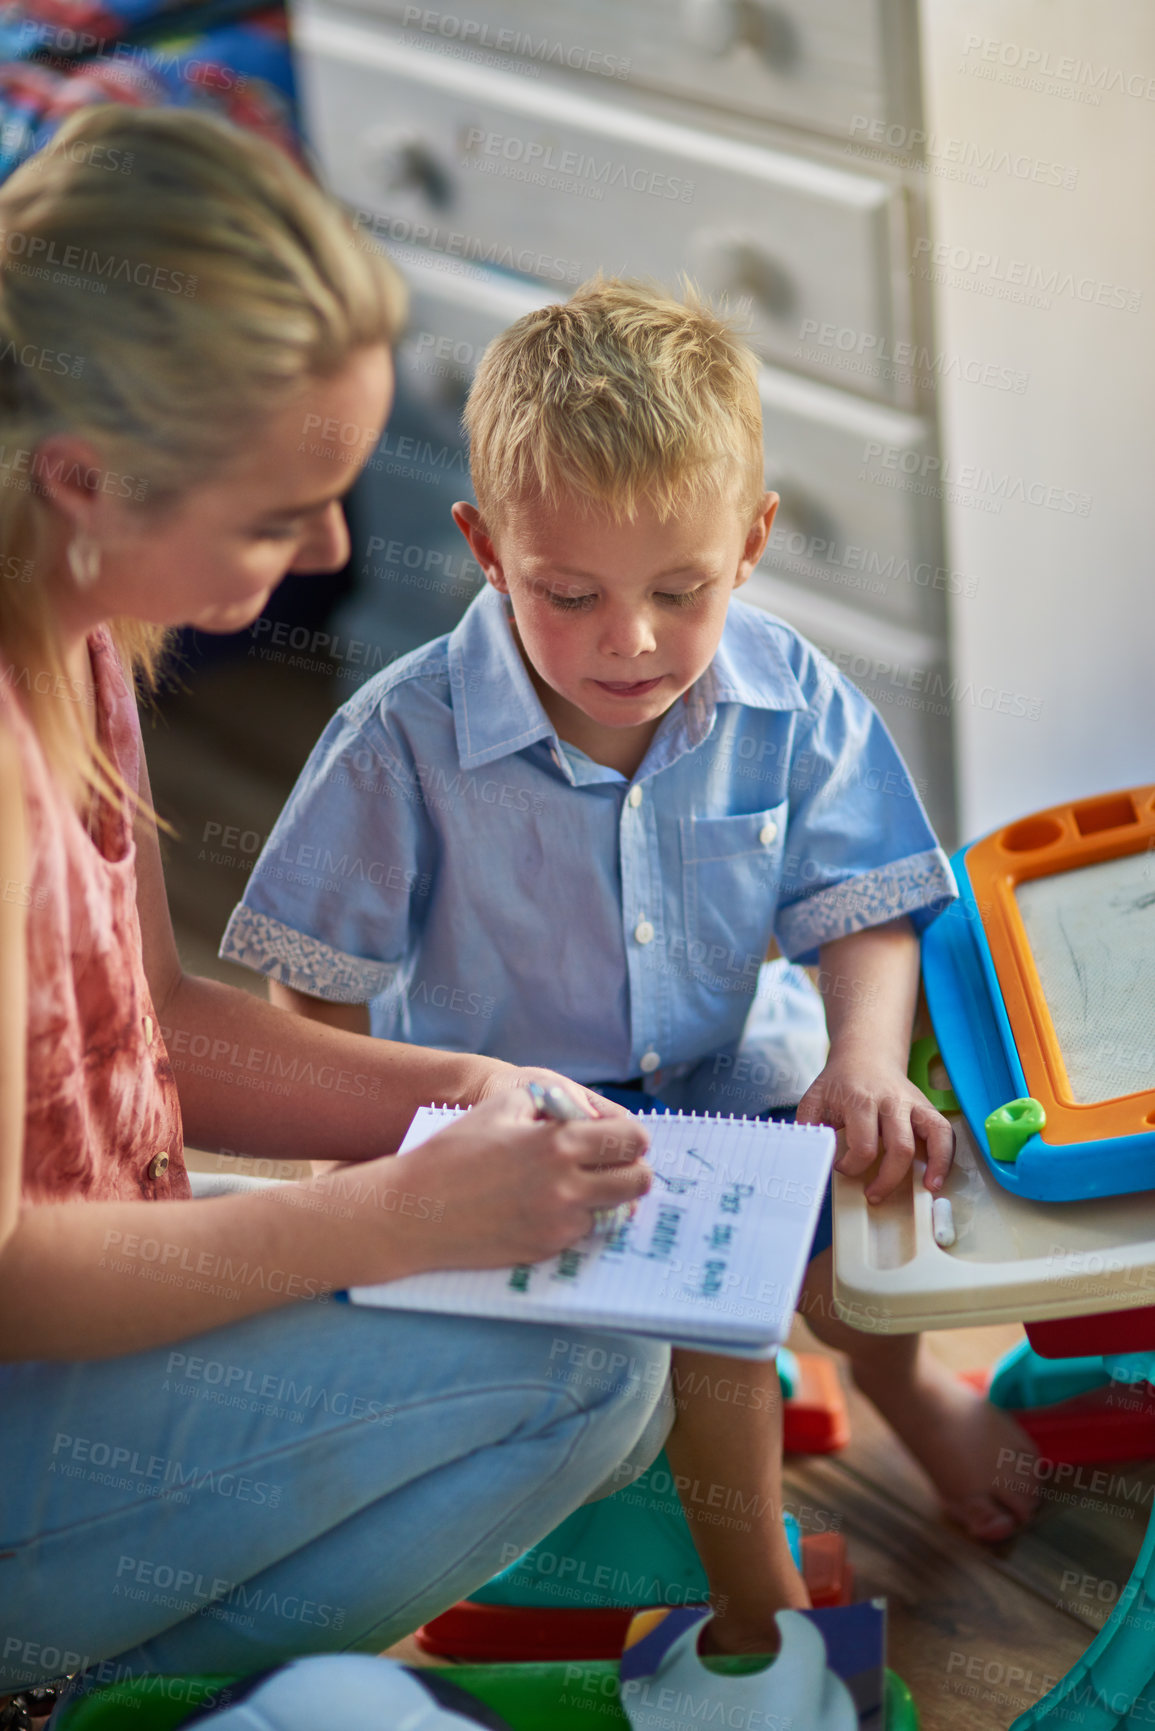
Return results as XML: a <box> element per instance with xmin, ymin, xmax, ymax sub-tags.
<box><xmin>222</xmin><ymin>278</ymin><xmax>1036</xmax><ymax>1649</ymax></box>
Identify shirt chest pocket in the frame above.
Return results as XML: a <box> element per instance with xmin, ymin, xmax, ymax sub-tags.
<box><xmin>678</xmin><ymin>802</ymin><xmax>788</xmax><ymax>989</ymax></box>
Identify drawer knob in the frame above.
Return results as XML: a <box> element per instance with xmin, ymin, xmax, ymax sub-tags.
<box><xmin>365</xmin><ymin>128</ymin><xmax>451</xmax><ymax>208</ymax></box>
<box><xmin>681</xmin><ymin>0</ymin><xmax>800</xmax><ymax>70</ymax></box>
<box><xmin>739</xmin><ymin>2</ymin><xmax>800</xmax><ymax>70</ymax></box>
<box><xmin>681</xmin><ymin>0</ymin><xmax>740</xmax><ymax>55</ymax></box>
<box><xmin>696</xmin><ymin>234</ymin><xmax>795</xmax><ymax>322</ymax></box>
<box><xmin>768</xmin><ymin>480</ymin><xmax>839</xmax><ymax>551</ymax></box>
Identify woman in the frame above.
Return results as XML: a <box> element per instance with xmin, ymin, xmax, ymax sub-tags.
<box><xmin>0</xmin><ymin>104</ymin><xmax>664</xmax><ymax>1701</ymax></box>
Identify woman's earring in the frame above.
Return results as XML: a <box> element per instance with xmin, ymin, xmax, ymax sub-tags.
<box><xmin>67</xmin><ymin>533</ymin><xmax>101</xmax><ymax>588</ymax></box>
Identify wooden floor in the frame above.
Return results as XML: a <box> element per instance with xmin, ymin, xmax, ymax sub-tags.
<box><xmin>150</xmin><ymin>654</ymin><xmax>1150</xmax><ymax>1731</ymax></box>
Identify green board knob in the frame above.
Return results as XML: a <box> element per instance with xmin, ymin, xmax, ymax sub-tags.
<box><xmin>985</xmin><ymin>1097</ymin><xmax>1046</xmax><ymax>1163</ymax></box>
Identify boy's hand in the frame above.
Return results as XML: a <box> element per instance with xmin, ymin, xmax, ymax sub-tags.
<box><xmin>795</xmin><ymin>1043</ymin><xmax>954</xmax><ymax>1203</ymax></box>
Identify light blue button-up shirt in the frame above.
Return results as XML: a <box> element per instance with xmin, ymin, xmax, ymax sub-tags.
<box><xmin>221</xmin><ymin>587</ymin><xmax>956</xmax><ymax>1114</ymax></box>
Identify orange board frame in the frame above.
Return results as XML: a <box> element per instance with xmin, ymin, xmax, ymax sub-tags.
<box><xmin>964</xmin><ymin>785</ymin><xmax>1155</xmax><ymax>1146</ymax></box>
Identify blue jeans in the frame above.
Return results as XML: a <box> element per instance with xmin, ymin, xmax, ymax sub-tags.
<box><xmin>0</xmin><ymin>1302</ymin><xmax>669</xmax><ymax>1692</ymax></box>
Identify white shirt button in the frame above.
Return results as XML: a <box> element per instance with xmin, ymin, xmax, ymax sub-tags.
<box><xmin>634</xmin><ymin>919</ymin><xmax>655</xmax><ymax>945</ymax></box>
<box><xmin>639</xmin><ymin>1050</ymin><xmax>660</xmax><ymax>1074</ymax></box>
<box><xmin>759</xmin><ymin>821</ymin><xmax>778</xmax><ymax>846</ymax></box>
<box><xmin>628</xmin><ymin>785</ymin><xmax>643</xmax><ymax>808</ymax></box>
<box><xmin>147</xmin><ymin>1151</ymin><xmax>170</xmax><ymax>1180</ymax></box>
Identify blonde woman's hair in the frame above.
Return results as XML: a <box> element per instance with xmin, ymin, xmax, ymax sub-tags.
<box><xmin>0</xmin><ymin>104</ymin><xmax>406</xmax><ymax>809</ymax></box>
<box><xmin>464</xmin><ymin>274</ymin><xmax>765</xmax><ymax>528</ymax></box>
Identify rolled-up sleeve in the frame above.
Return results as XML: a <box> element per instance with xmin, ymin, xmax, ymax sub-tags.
<box><xmin>219</xmin><ymin>707</ymin><xmax>429</xmax><ymax>1004</ymax></box>
<box><xmin>773</xmin><ymin>658</ymin><xmax>956</xmax><ymax>965</ymax></box>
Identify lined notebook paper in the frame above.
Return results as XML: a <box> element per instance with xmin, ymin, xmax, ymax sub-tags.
<box><xmin>349</xmin><ymin>1106</ymin><xmax>836</xmax><ymax>1359</ymax></box>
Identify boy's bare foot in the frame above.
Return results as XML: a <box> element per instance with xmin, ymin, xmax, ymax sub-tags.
<box><xmin>852</xmin><ymin>1344</ymin><xmax>1039</xmax><ymax>1541</ymax></box>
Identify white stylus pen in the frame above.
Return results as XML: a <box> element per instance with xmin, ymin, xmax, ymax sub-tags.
<box><xmin>526</xmin><ymin>1082</ymin><xmax>637</xmax><ymax>1235</ymax></box>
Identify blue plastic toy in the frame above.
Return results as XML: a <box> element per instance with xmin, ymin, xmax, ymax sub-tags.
<box><xmin>923</xmin><ymin>798</ymin><xmax>1155</xmax><ymax>1203</ymax></box>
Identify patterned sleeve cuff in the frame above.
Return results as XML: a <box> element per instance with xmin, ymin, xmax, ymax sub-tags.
<box><xmin>219</xmin><ymin>905</ymin><xmax>398</xmax><ymax>1004</ymax></box>
<box><xmin>775</xmin><ymin>848</ymin><xmax>958</xmax><ymax>961</ymax></box>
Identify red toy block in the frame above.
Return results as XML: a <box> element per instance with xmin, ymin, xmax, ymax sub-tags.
<box><xmin>414</xmin><ymin>1536</ymin><xmax>854</xmax><ymax>1661</ymax></box>
<box><xmin>962</xmin><ymin>1368</ymin><xmax>1155</xmax><ymax>1465</ymax></box>
<box><xmin>1026</xmin><ymin>1306</ymin><xmax>1155</xmax><ymax>1359</ymax></box>
<box><xmin>415</xmin><ymin>1603</ymin><xmax>632</xmax><ymax>1662</ymax></box>
<box><xmin>801</xmin><ymin>1531</ymin><xmax>855</xmax><ymax>1608</ymax></box>
<box><xmin>782</xmin><ymin>1353</ymin><xmax>851</xmax><ymax>1455</ymax></box>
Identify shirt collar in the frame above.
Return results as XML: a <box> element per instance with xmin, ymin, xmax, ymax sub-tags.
<box><xmin>448</xmin><ymin>588</ymin><xmax>809</xmax><ymax>773</ymax></box>
<box><xmin>706</xmin><ymin>600</ymin><xmax>809</xmax><ymax>713</ymax></box>
<box><xmin>449</xmin><ymin>585</ymin><xmax>558</xmax><ymax>770</ymax></box>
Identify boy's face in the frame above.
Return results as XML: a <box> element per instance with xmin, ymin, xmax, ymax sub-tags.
<box><xmin>453</xmin><ymin>486</ymin><xmax>778</xmax><ymax>762</ymax></box>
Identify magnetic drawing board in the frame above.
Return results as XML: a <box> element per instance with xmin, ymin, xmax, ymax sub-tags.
<box><xmin>922</xmin><ymin>785</ymin><xmax>1155</xmax><ymax>1201</ymax></box>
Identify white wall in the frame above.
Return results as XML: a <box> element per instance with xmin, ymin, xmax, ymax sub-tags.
<box><xmin>919</xmin><ymin>0</ymin><xmax>1155</xmax><ymax>837</ymax></box>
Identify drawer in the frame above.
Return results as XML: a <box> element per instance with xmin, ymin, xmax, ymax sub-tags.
<box><xmin>387</xmin><ymin>252</ymin><xmax>946</xmax><ymax>633</ymax></box>
<box><xmin>758</xmin><ymin>365</ymin><xmax>951</xmax><ymax>633</ymax></box>
<box><xmin>294</xmin><ymin>6</ymin><xmax>913</xmax><ymax>400</ymax></box>
<box><xmin>328</xmin><ymin>0</ymin><xmax>921</xmax><ymax>142</ymax></box>
<box><xmin>391</xmin><ymin>243</ymin><xmax>553</xmax><ymax>422</ymax></box>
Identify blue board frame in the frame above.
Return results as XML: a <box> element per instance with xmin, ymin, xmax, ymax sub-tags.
<box><xmin>922</xmin><ymin>846</ymin><xmax>1155</xmax><ymax>1202</ymax></box>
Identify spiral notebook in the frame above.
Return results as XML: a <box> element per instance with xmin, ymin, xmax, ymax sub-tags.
<box><xmin>348</xmin><ymin>1106</ymin><xmax>836</xmax><ymax>1359</ymax></box>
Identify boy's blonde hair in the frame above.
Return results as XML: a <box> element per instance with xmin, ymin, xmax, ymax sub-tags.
<box><xmin>464</xmin><ymin>274</ymin><xmax>765</xmax><ymax>528</ymax></box>
<box><xmin>0</xmin><ymin>105</ymin><xmax>406</xmax><ymax>809</ymax></box>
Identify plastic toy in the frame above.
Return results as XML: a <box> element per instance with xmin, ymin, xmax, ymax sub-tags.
<box><xmin>833</xmin><ymin>1093</ymin><xmax>1155</xmax><ymax>1335</ymax></box>
<box><xmin>922</xmin><ymin>783</ymin><xmax>1155</xmax><ymax>1202</ymax></box>
<box><xmin>415</xmin><ymin>1530</ymin><xmax>854</xmax><ymax>1662</ymax></box>
<box><xmin>1008</xmin><ymin>1370</ymin><xmax>1155</xmax><ymax>1729</ymax></box>
<box><xmin>961</xmin><ymin>1338</ymin><xmax>1155</xmax><ymax>1465</ymax></box>
<box><xmin>1027</xmin><ymin>1305</ymin><xmax>1155</xmax><ymax>1358</ymax></box>
<box><xmin>53</xmin><ymin>1659</ymin><xmax>921</xmax><ymax>1731</ymax></box>
<box><xmin>619</xmin><ymin>1604</ymin><xmax>857</xmax><ymax>1731</ymax></box>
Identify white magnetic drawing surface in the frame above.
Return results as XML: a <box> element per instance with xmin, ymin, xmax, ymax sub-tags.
<box><xmin>1015</xmin><ymin>852</ymin><xmax>1155</xmax><ymax>1104</ymax></box>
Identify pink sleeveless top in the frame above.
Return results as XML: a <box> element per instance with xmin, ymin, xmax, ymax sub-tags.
<box><xmin>1</xmin><ymin>628</ymin><xmax>188</xmax><ymax>1205</ymax></box>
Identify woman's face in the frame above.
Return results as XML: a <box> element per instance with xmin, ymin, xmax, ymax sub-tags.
<box><xmin>51</xmin><ymin>344</ymin><xmax>394</xmax><ymax>636</ymax></box>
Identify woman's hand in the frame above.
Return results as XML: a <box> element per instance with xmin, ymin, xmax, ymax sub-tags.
<box><xmin>302</xmin><ymin>1088</ymin><xmax>653</xmax><ymax>1284</ymax></box>
<box><xmin>475</xmin><ymin>1063</ymin><xmax>635</xmax><ymax>1123</ymax></box>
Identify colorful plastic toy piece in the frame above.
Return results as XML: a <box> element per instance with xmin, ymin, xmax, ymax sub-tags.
<box><xmin>415</xmin><ymin>1531</ymin><xmax>854</xmax><ymax>1662</ymax></box>
<box><xmin>985</xmin><ymin>1097</ymin><xmax>1047</xmax><ymax>1163</ymax></box>
<box><xmin>907</xmin><ymin>1036</ymin><xmax>960</xmax><ymax>1113</ymax></box>
<box><xmin>986</xmin><ymin>1338</ymin><xmax>1109</xmax><ymax>1408</ymax></box>
<box><xmin>923</xmin><ymin>784</ymin><xmax>1155</xmax><ymax>1200</ymax></box>
<box><xmin>1010</xmin><ymin>1453</ymin><xmax>1155</xmax><ymax>1726</ymax></box>
<box><xmin>49</xmin><ymin>1659</ymin><xmax>922</xmax><ymax>1730</ymax></box>
<box><xmin>1027</xmin><ymin>1307</ymin><xmax>1155</xmax><ymax>1358</ymax></box>
<box><xmin>783</xmin><ymin>1351</ymin><xmax>852</xmax><ymax>1454</ymax></box>
<box><xmin>618</xmin><ymin>1604</ymin><xmax>857</xmax><ymax>1731</ymax></box>
<box><xmin>966</xmin><ymin>1338</ymin><xmax>1155</xmax><ymax>1465</ymax></box>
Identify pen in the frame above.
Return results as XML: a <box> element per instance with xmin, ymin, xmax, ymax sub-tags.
<box><xmin>526</xmin><ymin>1082</ymin><xmax>638</xmax><ymax>1235</ymax></box>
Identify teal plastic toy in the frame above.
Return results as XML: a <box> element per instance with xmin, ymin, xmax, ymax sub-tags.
<box><xmin>1010</xmin><ymin>1352</ymin><xmax>1155</xmax><ymax>1729</ymax></box>
<box><xmin>987</xmin><ymin>1338</ymin><xmax>1110</xmax><ymax>1410</ymax></box>
<box><xmin>1011</xmin><ymin>1508</ymin><xmax>1155</xmax><ymax>1728</ymax></box>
